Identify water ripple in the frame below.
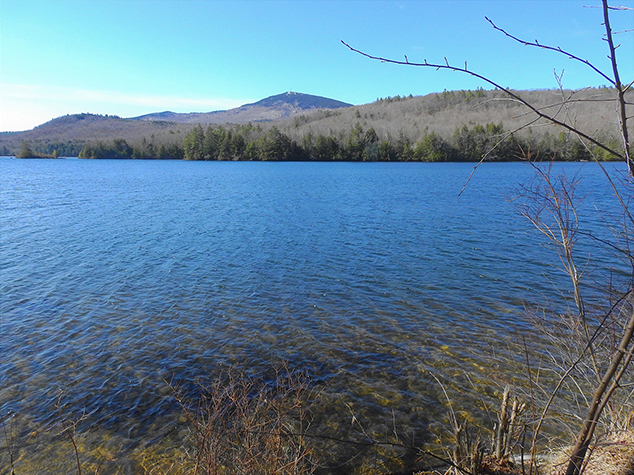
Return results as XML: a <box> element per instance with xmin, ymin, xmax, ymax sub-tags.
<box><xmin>0</xmin><ymin>159</ymin><xmax>628</xmax><ymax>470</ymax></box>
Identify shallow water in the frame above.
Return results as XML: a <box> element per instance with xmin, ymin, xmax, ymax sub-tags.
<box><xmin>0</xmin><ymin>158</ymin><xmax>628</xmax><ymax>473</ymax></box>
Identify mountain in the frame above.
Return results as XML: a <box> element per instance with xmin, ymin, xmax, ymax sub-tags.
<box><xmin>132</xmin><ymin>92</ymin><xmax>353</xmax><ymax>124</ymax></box>
<box><xmin>244</xmin><ymin>92</ymin><xmax>352</xmax><ymax>110</ymax></box>
<box><xmin>1</xmin><ymin>88</ymin><xmax>628</xmax><ymax>159</ymax></box>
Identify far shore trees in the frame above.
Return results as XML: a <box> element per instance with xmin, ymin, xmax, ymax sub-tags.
<box><xmin>176</xmin><ymin>114</ymin><xmax>618</xmax><ymax>162</ymax></box>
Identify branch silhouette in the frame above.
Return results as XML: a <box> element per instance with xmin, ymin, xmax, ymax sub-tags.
<box><xmin>484</xmin><ymin>16</ymin><xmax>615</xmax><ymax>86</ymax></box>
<box><xmin>341</xmin><ymin>40</ymin><xmax>627</xmax><ymax>166</ymax></box>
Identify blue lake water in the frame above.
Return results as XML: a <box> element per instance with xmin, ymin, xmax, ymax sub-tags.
<box><xmin>0</xmin><ymin>158</ymin><xmax>629</xmax><ymax>472</ymax></box>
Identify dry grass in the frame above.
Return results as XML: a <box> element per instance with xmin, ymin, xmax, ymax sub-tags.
<box><xmin>545</xmin><ymin>430</ymin><xmax>634</xmax><ymax>475</ymax></box>
<box><xmin>413</xmin><ymin>430</ymin><xmax>634</xmax><ymax>475</ymax></box>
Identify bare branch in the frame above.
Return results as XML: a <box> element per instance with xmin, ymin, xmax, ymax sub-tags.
<box><xmin>602</xmin><ymin>0</ymin><xmax>632</xmax><ymax>176</ymax></box>
<box><xmin>458</xmin><ymin>118</ymin><xmax>541</xmax><ymax>196</ymax></box>
<box><xmin>584</xmin><ymin>5</ymin><xmax>634</xmax><ymax>11</ymax></box>
<box><xmin>484</xmin><ymin>16</ymin><xmax>616</xmax><ymax>86</ymax></box>
<box><xmin>341</xmin><ymin>40</ymin><xmax>626</xmax><ymax>162</ymax></box>
<box><xmin>566</xmin><ymin>301</ymin><xmax>634</xmax><ymax>475</ymax></box>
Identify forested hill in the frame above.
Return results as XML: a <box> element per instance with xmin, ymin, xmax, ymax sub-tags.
<box><xmin>1</xmin><ymin>87</ymin><xmax>629</xmax><ymax>161</ymax></box>
<box><xmin>0</xmin><ymin>113</ymin><xmax>187</xmax><ymax>158</ymax></box>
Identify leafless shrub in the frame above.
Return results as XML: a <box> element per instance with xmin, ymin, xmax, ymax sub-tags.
<box><xmin>1</xmin><ymin>411</ymin><xmax>17</xmax><ymax>475</ymax></box>
<box><xmin>427</xmin><ymin>374</ymin><xmax>526</xmax><ymax>475</ymax></box>
<box><xmin>169</xmin><ymin>365</ymin><xmax>319</xmax><ymax>475</ymax></box>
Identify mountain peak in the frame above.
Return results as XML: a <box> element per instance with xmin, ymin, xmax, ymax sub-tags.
<box><xmin>245</xmin><ymin>92</ymin><xmax>352</xmax><ymax>110</ymax></box>
<box><xmin>131</xmin><ymin>92</ymin><xmax>353</xmax><ymax>125</ymax></box>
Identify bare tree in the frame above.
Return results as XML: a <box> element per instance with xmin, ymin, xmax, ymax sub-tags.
<box><xmin>344</xmin><ymin>2</ymin><xmax>633</xmax><ymax>474</ymax></box>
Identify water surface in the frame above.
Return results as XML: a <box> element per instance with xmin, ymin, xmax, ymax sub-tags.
<box><xmin>0</xmin><ymin>159</ymin><xmax>627</xmax><ymax>472</ymax></box>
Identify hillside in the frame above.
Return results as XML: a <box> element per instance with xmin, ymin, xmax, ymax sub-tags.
<box><xmin>0</xmin><ymin>113</ymin><xmax>194</xmax><ymax>157</ymax></box>
<box><xmin>275</xmin><ymin>88</ymin><xmax>628</xmax><ymax>145</ymax></box>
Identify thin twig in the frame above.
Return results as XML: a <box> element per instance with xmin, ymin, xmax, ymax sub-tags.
<box><xmin>484</xmin><ymin>16</ymin><xmax>615</xmax><ymax>86</ymax></box>
<box><xmin>341</xmin><ymin>40</ymin><xmax>625</xmax><ymax>162</ymax></box>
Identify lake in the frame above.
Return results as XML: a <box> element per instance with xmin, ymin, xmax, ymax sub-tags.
<box><xmin>0</xmin><ymin>158</ymin><xmax>629</xmax><ymax>473</ymax></box>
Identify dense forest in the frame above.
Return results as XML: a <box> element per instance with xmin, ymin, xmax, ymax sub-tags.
<box><xmin>68</xmin><ymin>121</ymin><xmax>610</xmax><ymax>162</ymax></box>
<box><xmin>3</xmin><ymin>88</ymin><xmax>628</xmax><ymax>162</ymax></box>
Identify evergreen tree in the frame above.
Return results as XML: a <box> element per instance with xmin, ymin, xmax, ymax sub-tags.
<box><xmin>17</xmin><ymin>141</ymin><xmax>35</xmax><ymax>158</ymax></box>
<box><xmin>183</xmin><ymin>125</ymin><xmax>205</xmax><ymax>160</ymax></box>
<box><xmin>414</xmin><ymin>132</ymin><xmax>452</xmax><ymax>161</ymax></box>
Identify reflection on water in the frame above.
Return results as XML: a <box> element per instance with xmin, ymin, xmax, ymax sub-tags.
<box><xmin>0</xmin><ymin>159</ymin><xmax>627</xmax><ymax>473</ymax></box>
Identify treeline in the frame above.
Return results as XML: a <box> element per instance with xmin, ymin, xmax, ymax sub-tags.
<box><xmin>12</xmin><ymin>140</ymin><xmax>84</xmax><ymax>158</ymax></box>
<box><xmin>178</xmin><ymin>122</ymin><xmax>604</xmax><ymax>162</ymax></box>
<box><xmin>79</xmin><ymin>138</ymin><xmax>184</xmax><ymax>159</ymax></box>
<box><xmin>71</xmin><ymin>121</ymin><xmax>617</xmax><ymax>162</ymax></box>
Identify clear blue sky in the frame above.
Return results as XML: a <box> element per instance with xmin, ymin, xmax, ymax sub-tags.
<box><xmin>1</xmin><ymin>0</ymin><xmax>632</xmax><ymax>131</ymax></box>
